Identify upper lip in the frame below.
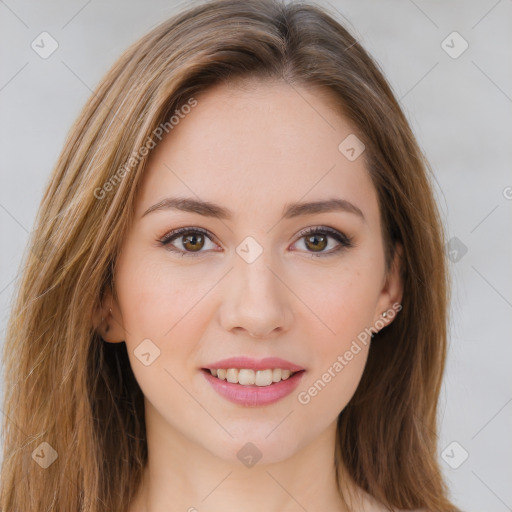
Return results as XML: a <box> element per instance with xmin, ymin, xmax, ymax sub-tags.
<box><xmin>203</xmin><ymin>356</ymin><xmax>305</xmax><ymax>372</ymax></box>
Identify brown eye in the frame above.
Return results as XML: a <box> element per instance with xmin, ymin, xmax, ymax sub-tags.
<box><xmin>292</xmin><ymin>226</ymin><xmax>354</xmax><ymax>257</ymax></box>
<box><xmin>159</xmin><ymin>227</ymin><xmax>218</xmax><ymax>256</ymax></box>
<box><xmin>304</xmin><ymin>233</ymin><xmax>328</xmax><ymax>252</ymax></box>
<box><xmin>181</xmin><ymin>232</ymin><xmax>205</xmax><ymax>252</ymax></box>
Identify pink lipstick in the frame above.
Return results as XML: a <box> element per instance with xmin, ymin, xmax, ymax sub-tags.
<box><xmin>201</xmin><ymin>356</ymin><xmax>306</xmax><ymax>407</ymax></box>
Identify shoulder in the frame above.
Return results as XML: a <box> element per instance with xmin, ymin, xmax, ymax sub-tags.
<box><xmin>351</xmin><ymin>486</ymin><xmax>427</xmax><ymax>512</ymax></box>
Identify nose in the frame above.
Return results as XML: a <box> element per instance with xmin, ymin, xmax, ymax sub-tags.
<box><xmin>218</xmin><ymin>251</ymin><xmax>292</xmax><ymax>339</ymax></box>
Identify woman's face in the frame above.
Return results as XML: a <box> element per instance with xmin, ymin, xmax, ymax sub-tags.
<box><xmin>103</xmin><ymin>80</ymin><xmax>402</xmax><ymax>464</ymax></box>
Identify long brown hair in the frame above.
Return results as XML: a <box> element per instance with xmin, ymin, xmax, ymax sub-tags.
<box><xmin>1</xmin><ymin>0</ymin><xmax>459</xmax><ymax>510</ymax></box>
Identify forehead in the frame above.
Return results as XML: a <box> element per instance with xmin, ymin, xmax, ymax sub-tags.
<box><xmin>136</xmin><ymin>80</ymin><xmax>379</xmax><ymax>228</ymax></box>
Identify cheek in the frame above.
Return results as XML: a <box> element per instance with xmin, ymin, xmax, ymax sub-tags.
<box><xmin>114</xmin><ymin>252</ymin><xmax>211</xmax><ymax>418</ymax></box>
<box><xmin>116</xmin><ymin>244</ymin><xmax>214</xmax><ymax>341</ymax></box>
<box><xmin>303</xmin><ymin>260</ymin><xmax>382</xmax><ymax>345</ymax></box>
<box><xmin>293</xmin><ymin>259</ymin><xmax>381</xmax><ymax>413</ymax></box>
<box><xmin>297</xmin><ymin>280</ymin><xmax>372</xmax><ymax>418</ymax></box>
<box><xmin>113</xmin><ymin>245</ymin><xmax>207</xmax><ymax>382</ymax></box>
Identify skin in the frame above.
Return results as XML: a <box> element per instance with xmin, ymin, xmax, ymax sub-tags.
<box><xmin>94</xmin><ymin>80</ymin><xmax>404</xmax><ymax>512</ymax></box>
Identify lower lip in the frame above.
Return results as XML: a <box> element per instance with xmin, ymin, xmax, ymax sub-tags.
<box><xmin>201</xmin><ymin>369</ymin><xmax>305</xmax><ymax>407</ymax></box>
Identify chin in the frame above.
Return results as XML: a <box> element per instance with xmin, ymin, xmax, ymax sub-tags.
<box><xmin>205</xmin><ymin>432</ymin><xmax>302</xmax><ymax>466</ymax></box>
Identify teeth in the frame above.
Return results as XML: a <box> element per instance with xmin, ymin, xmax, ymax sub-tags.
<box><xmin>226</xmin><ymin>368</ymin><xmax>238</xmax><ymax>383</ymax></box>
<box><xmin>239</xmin><ymin>369</ymin><xmax>255</xmax><ymax>385</ymax></box>
<box><xmin>208</xmin><ymin>368</ymin><xmax>297</xmax><ymax>386</ymax></box>
<box><xmin>255</xmin><ymin>369</ymin><xmax>272</xmax><ymax>386</ymax></box>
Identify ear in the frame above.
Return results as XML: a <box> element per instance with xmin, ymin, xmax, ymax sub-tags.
<box><xmin>373</xmin><ymin>242</ymin><xmax>404</xmax><ymax>329</ymax></box>
<box><xmin>91</xmin><ymin>286</ymin><xmax>126</xmax><ymax>343</ymax></box>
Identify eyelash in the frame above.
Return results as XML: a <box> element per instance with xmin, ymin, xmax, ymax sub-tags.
<box><xmin>157</xmin><ymin>226</ymin><xmax>353</xmax><ymax>258</ymax></box>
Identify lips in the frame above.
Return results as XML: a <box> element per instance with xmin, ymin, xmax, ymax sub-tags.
<box><xmin>201</xmin><ymin>356</ymin><xmax>306</xmax><ymax>407</ymax></box>
<box><xmin>201</xmin><ymin>368</ymin><xmax>305</xmax><ymax>407</ymax></box>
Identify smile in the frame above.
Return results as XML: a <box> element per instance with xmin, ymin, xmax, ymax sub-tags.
<box><xmin>207</xmin><ymin>367</ymin><xmax>298</xmax><ymax>386</ymax></box>
<box><xmin>201</xmin><ymin>368</ymin><xmax>306</xmax><ymax>407</ymax></box>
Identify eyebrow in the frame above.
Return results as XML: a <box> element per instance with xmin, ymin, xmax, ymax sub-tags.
<box><xmin>141</xmin><ymin>196</ymin><xmax>365</xmax><ymax>222</ymax></box>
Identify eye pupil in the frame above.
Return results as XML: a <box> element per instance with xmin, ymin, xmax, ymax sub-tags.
<box><xmin>305</xmin><ymin>234</ymin><xmax>327</xmax><ymax>251</ymax></box>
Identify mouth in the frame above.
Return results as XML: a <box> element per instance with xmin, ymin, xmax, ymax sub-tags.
<box><xmin>200</xmin><ymin>367</ymin><xmax>306</xmax><ymax>407</ymax></box>
<box><xmin>201</xmin><ymin>367</ymin><xmax>305</xmax><ymax>387</ymax></box>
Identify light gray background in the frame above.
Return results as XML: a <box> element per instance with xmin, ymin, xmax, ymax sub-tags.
<box><xmin>1</xmin><ymin>1</ymin><xmax>511</xmax><ymax>511</ymax></box>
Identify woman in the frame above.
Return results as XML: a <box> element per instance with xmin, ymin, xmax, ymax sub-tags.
<box><xmin>0</xmin><ymin>0</ymin><xmax>461</xmax><ymax>510</ymax></box>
